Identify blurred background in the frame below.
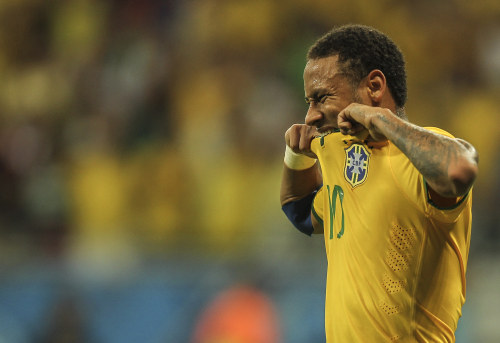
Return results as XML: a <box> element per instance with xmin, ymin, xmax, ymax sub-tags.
<box><xmin>0</xmin><ymin>0</ymin><xmax>499</xmax><ymax>342</ymax></box>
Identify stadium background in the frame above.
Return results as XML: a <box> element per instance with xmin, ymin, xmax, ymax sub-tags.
<box><xmin>0</xmin><ymin>0</ymin><xmax>499</xmax><ymax>342</ymax></box>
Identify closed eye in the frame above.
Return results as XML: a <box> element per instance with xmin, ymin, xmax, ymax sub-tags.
<box><xmin>305</xmin><ymin>93</ymin><xmax>332</xmax><ymax>105</ymax></box>
<box><xmin>319</xmin><ymin>94</ymin><xmax>332</xmax><ymax>103</ymax></box>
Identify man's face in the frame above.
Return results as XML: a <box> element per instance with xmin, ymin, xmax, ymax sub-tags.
<box><xmin>303</xmin><ymin>55</ymin><xmax>365</xmax><ymax>134</ymax></box>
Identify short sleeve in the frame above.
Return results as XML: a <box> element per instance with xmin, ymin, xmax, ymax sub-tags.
<box><xmin>422</xmin><ymin>127</ymin><xmax>472</xmax><ymax>223</ymax></box>
<box><xmin>423</xmin><ymin>182</ymin><xmax>472</xmax><ymax>223</ymax></box>
<box><xmin>390</xmin><ymin>127</ymin><xmax>472</xmax><ymax>224</ymax></box>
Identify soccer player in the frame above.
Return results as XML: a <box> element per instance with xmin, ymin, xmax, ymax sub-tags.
<box><xmin>280</xmin><ymin>25</ymin><xmax>478</xmax><ymax>342</ymax></box>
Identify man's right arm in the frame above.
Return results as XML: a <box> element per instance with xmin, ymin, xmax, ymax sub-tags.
<box><xmin>280</xmin><ymin>124</ymin><xmax>324</xmax><ymax>234</ymax></box>
<box><xmin>280</xmin><ymin>164</ymin><xmax>322</xmax><ymax>205</ymax></box>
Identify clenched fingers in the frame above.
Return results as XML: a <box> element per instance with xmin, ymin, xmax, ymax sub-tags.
<box><xmin>285</xmin><ymin>124</ymin><xmax>318</xmax><ymax>158</ymax></box>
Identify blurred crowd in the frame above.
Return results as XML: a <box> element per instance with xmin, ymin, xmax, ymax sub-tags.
<box><xmin>0</xmin><ymin>0</ymin><xmax>499</xmax><ymax>342</ymax></box>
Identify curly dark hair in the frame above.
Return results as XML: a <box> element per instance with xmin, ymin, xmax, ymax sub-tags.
<box><xmin>307</xmin><ymin>24</ymin><xmax>407</xmax><ymax>109</ymax></box>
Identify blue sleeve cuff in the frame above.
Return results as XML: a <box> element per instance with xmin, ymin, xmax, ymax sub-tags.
<box><xmin>281</xmin><ymin>190</ymin><xmax>319</xmax><ymax>236</ymax></box>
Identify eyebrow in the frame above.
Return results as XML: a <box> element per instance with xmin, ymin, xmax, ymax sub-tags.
<box><xmin>305</xmin><ymin>88</ymin><xmax>330</xmax><ymax>102</ymax></box>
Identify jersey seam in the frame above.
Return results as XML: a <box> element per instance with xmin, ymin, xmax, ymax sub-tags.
<box><xmin>410</xmin><ymin>227</ymin><xmax>427</xmax><ymax>339</ymax></box>
<box><xmin>388</xmin><ymin>142</ymin><xmax>428</xmax><ymax>338</ymax></box>
<box><xmin>430</xmin><ymin>219</ymin><xmax>467</xmax><ymax>297</ymax></box>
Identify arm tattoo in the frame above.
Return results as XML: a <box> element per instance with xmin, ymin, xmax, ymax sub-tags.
<box><xmin>380</xmin><ymin>115</ymin><xmax>463</xmax><ymax>195</ymax></box>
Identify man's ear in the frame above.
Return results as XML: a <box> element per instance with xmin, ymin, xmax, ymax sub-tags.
<box><xmin>365</xmin><ymin>69</ymin><xmax>387</xmax><ymax>104</ymax></box>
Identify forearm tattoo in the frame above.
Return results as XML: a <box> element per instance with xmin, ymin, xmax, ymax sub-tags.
<box><xmin>379</xmin><ymin>115</ymin><xmax>464</xmax><ymax>195</ymax></box>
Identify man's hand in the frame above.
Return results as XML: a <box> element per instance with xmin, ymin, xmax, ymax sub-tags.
<box><xmin>338</xmin><ymin>103</ymin><xmax>393</xmax><ymax>141</ymax></box>
<box><xmin>285</xmin><ymin>124</ymin><xmax>319</xmax><ymax>158</ymax></box>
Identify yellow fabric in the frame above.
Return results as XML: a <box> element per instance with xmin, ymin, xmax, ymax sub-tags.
<box><xmin>311</xmin><ymin>128</ymin><xmax>472</xmax><ymax>343</ymax></box>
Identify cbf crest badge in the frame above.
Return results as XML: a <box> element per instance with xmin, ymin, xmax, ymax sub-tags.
<box><xmin>344</xmin><ymin>144</ymin><xmax>370</xmax><ymax>188</ymax></box>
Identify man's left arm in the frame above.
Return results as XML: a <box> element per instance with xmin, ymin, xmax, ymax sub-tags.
<box><xmin>337</xmin><ymin>104</ymin><xmax>479</xmax><ymax>202</ymax></box>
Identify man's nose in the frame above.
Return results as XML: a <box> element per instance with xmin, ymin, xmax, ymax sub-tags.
<box><xmin>305</xmin><ymin>104</ymin><xmax>322</xmax><ymax>127</ymax></box>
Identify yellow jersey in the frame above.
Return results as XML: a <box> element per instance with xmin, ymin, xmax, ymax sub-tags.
<box><xmin>311</xmin><ymin>128</ymin><xmax>472</xmax><ymax>343</ymax></box>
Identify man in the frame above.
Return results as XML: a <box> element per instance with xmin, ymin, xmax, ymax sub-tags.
<box><xmin>280</xmin><ymin>24</ymin><xmax>478</xmax><ymax>342</ymax></box>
